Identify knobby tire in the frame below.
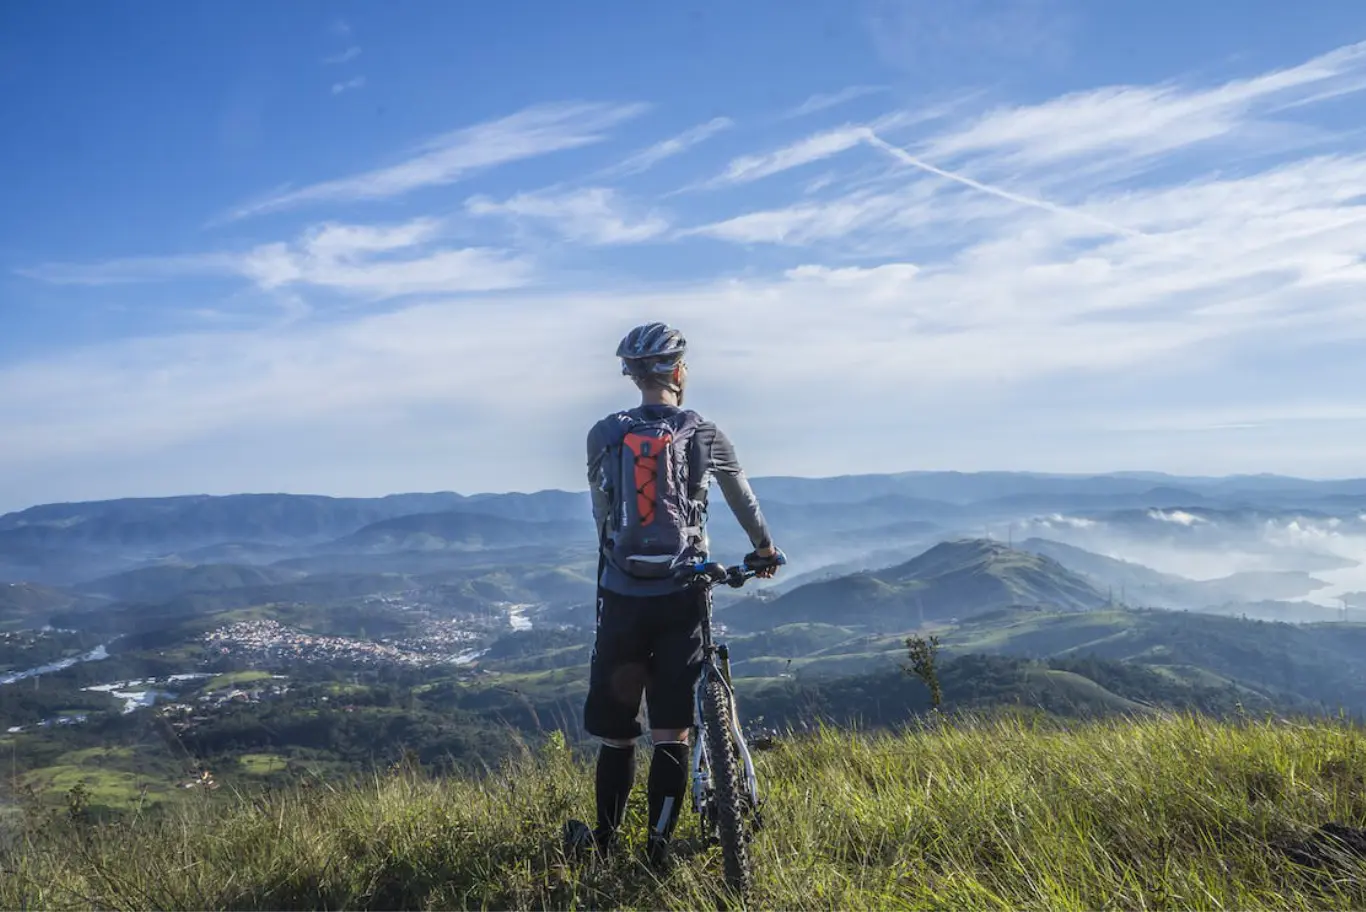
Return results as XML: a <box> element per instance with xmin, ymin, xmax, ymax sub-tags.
<box><xmin>702</xmin><ymin>673</ymin><xmax>751</xmax><ymax>896</ymax></box>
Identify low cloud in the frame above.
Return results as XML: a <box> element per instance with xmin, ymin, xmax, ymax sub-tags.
<box><xmin>23</xmin><ymin>218</ymin><xmax>533</xmax><ymax>299</ymax></box>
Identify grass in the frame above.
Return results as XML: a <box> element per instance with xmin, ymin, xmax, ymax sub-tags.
<box><xmin>18</xmin><ymin>764</ymin><xmax>171</xmax><ymax>811</ymax></box>
<box><xmin>323</xmin><ymin>682</ymin><xmax>371</xmax><ymax>696</ymax></box>
<box><xmin>50</xmin><ymin>747</ymin><xmax>136</xmax><ymax>765</ymax></box>
<box><xmin>2</xmin><ymin>713</ymin><xmax>1364</xmax><ymax>910</ymax></box>
<box><xmin>237</xmin><ymin>754</ymin><xmax>288</xmax><ymax>776</ymax></box>
<box><xmin>1032</xmin><ymin>669</ymin><xmax>1150</xmax><ymax>712</ymax></box>
<box><xmin>203</xmin><ymin>671</ymin><xmax>274</xmax><ymax>693</ymax></box>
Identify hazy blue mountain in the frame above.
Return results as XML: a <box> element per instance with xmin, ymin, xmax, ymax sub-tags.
<box><xmin>752</xmin><ymin>471</ymin><xmax>1366</xmax><ymax>507</ymax></box>
<box><xmin>0</xmin><ymin>542</ymin><xmax>140</xmax><ymax>586</ymax></box>
<box><xmin>327</xmin><ymin>511</ymin><xmax>588</xmax><ymax>554</ymax></box>
<box><xmin>0</xmin><ymin>490</ymin><xmax>589</xmax><ymax>554</ymax></box>
<box><xmin>451</xmin><ymin>490</ymin><xmax>588</xmax><ymax>523</ymax></box>
<box><xmin>6</xmin><ymin>472</ymin><xmax>1366</xmax><ymax>594</ymax></box>
<box><xmin>272</xmin><ymin>544</ymin><xmax>593</xmax><ymax>578</ymax></box>
<box><xmin>173</xmin><ymin>541</ymin><xmax>303</xmax><ymax>565</ymax></box>
<box><xmin>0</xmin><ymin>493</ymin><xmax>457</xmax><ymax>550</ymax></box>
<box><xmin>76</xmin><ymin>563</ymin><xmax>310</xmax><ymax>603</ymax></box>
<box><xmin>1018</xmin><ymin>538</ymin><xmax>1188</xmax><ymax>592</ymax></box>
<box><xmin>970</xmin><ymin>488</ymin><xmax>1210</xmax><ymax>517</ymax></box>
<box><xmin>757</xmin><ymin>495</ymin><xmax>962</xmax><ymax>527</ymax></box>
<box><xmin>1018</xmin><ymin>538</ymin><xmax>1334</xmax><ymax>610</ymax></box>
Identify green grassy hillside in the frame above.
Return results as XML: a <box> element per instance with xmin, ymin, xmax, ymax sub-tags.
<box><xmin>3</xmin><ymin>715</ymin><xmax>1363</xmax><ymax>910</ymax></box>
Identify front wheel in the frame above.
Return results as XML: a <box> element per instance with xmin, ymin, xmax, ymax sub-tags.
<box><xmin>701</xmin><ymin>673</ymin><xmax>751</xmax><ymax>896</ymax></box>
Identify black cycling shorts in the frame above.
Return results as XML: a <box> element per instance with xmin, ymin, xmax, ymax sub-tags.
<box><xmin>583</xmin><ymin>586</ymin><xmax>705</xmax><ymax>740</ymax></box>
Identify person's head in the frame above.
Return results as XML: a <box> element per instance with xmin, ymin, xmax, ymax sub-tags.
<box><xmin>616</xmin><ymin>322</ymin><xmax>688</xmax><ymax>405</ymax></box>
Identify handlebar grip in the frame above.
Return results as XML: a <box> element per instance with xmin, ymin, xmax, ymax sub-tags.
<box><xmin>743</xmin><ymin>548</ymin><xmax>787</xmax><ymax>571</ymax></box>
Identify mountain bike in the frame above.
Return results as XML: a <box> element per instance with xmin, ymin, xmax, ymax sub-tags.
<box><xmin>675</xmin><ymin>550</ymin><xmax>786</xmax><ymax>896</ymax></box>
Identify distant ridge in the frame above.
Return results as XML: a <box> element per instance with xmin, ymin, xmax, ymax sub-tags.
<box><xmin>728</xmin><ymin>538</ymin><xmax>1108</xmax><ymax>632</ymax></box>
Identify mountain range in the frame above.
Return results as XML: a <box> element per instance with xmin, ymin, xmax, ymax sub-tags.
<box><xmin>3</xmin><ymin>470</ymin><xmax>1365</xmax><ymax>631</ymax></box>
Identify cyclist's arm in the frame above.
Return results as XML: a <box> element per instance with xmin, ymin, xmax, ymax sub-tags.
<box><xmin>700</xmin><ymin>424</ymin><xmax>774</xmax><ymax>552</ymax></box>
<box><xmin>586</xmin><ymin>424</ymin><xmax>612</xmax><ymax>545</ymax></box>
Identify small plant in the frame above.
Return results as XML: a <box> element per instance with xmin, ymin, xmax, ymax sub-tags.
<box><xmin>65</xmin><ymin>781</ymin><xmax>91</xmax><ymax>824</ymax></box>
<box><xmin>904</xmin><ymin>634</ymin><xmax>943</xmax><ymax>709</ymax></box>
<box><xmin>539</xmin><ymin>729</ymin><xmax>567</xmax><ymax>760</ymax></box>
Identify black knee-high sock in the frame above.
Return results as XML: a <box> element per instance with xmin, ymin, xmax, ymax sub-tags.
<box><xmin>647</xmin><ymin>741</ymin><xmax>689</xmax><ymax>841</ymax></box>
<box><xmin>595</xmin><ymin>743</ymin><xmax>637</xmax><ymax>834</ymax></box>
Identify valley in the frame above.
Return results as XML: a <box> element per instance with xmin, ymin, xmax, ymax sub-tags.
<box><xmin>3</xmin><ymin>469</ymin><xmax>1366</xmax><ymax>818</ymax></box>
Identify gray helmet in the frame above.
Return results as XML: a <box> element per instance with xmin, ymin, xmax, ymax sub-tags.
<box><xmin>616</xmin><ymin>322</ymin><xmax>687</xmax><ymax>386</ymax></box>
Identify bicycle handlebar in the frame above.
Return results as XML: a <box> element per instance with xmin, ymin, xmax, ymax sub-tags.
<box><xmin>675</xmin><ymin>550</ymin><xmax>787</xmax><ymax>589</ymax></box>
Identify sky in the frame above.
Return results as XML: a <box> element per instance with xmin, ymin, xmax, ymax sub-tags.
<box><xmin>3</xmin><ymin>0</ymin><xmax>1366</xmax><ymax>511</ymax></box>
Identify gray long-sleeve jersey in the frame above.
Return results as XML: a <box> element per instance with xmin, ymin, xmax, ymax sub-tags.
<box><xmin>587</xmin><ymin>404</ymin><xmax>774</xmax><ymax>597</ymax></box>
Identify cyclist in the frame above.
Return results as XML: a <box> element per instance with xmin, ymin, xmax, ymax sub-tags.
<box><xmin>565</xmin><ymin>321</ymin><xmax>783</xmax><ymax>868</ymax></box>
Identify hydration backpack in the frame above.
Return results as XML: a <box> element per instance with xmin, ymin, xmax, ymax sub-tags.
<box><xmin>599</xmin><ymin>410</ymin><xmax>705</xmax><ymax>579</ymax></box>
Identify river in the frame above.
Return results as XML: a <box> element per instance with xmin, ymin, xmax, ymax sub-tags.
<box><xmin>0</xmin><ymin>643</ymin><xmax>110</xmax><ymax>686</ymax></box>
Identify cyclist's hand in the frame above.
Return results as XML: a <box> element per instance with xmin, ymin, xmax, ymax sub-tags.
<box><xmin>746</xmin><ymin>545</ymin><xmax>785</xmax><ymax>579</ymax></box>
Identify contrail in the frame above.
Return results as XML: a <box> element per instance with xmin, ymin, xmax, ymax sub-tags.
<box><xmin>861</xmin><ymin>129</ymin><xmax>1145</xmax><ymax>239</ymax></box>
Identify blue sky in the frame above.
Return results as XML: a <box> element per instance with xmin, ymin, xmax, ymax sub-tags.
<box><xmin>3</xmin><ymin>0</ymin><xmax>1366</xmax><ymax>511</ymax></box>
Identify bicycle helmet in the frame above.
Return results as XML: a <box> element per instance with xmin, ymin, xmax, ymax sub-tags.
<box><xmin>616</xmin><ymin>322</ymin><xmax>687</xmax><ymax>389</ymax></box>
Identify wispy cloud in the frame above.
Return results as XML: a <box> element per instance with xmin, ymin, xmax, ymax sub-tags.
<box><xmin>705</xmin><ymin>126</ymin><xmax>868</xmax><ymax>187</ymax></box>
<box><xmin>24</xmin><ymin>218</ymin><xmax>534</xmax><ymax>299</ymax></box>
<box><xmin>324</xmin><ymin>46</ymin><xmax>362</xmax><ymax>65</ymax></box>
<box><xmin>219</xmin><ymin>101</ymin><xmax>649</xmax><ymax>222</ymax></box>
<box><xmin>466</xmin><ymin>187</ymin><xmax>669</xmax><ymax>245</ymax></box>
<box><xmin>692</xmin><ymin>128</ymin><xmax>1143</xmax><ymax>243</ymax></box>
<box><xmin>692</xmin><ymin>107</ymin><xmax>939</xmax><ymax>191</ymax></box>
<box><xmin>783</xmin><ymin>86</ymin><xmax>886</xmax><ymax>119</ymax></box>
<box><xmin>862</xmin><ymin>130</ymin><xmax>1143</xmax><ymax>238</ymax></box>
<box><xmin>925</xmin><ymin>40</ymin><xmax>1366</xmax><ymax>172</ymax></box>
<box><xmin>604</xmin><ymin>117</ymin><xmax>733</xmax><ymax>176</ymax></box>
<box><xmin>685</xmin><ymin>191</ymin><xmax>908</xmax><ymax>245</ymax></box>
<box><xmin>331</xmin><ymin>76</ymin><xmax>366</xmax><ymax>96</ymax></box>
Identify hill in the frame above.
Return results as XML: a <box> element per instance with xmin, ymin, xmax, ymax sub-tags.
<box><xmin>732</xmin><ymin>651</ymin><xmax>1265</xmax><ymax>724</ymax></box>
<box><xmin>0</xmin><ymin>581</ymin><xmax>91</xmax><ymax>629</ymax></box>
<box><xmin>75</xmin><ymin>563</ymin><xmax>309</xmax><ymax>603</ymax></box>
<box><xmin>946</xmin><ymin>608</ymin><xmax>1366</xmax><ymax>714</ymax></box>
<box><xmin>3</xmin><ymin>714</ymin><xmax>1362</xmax><ymax>910</ymax></box>
<box><xmin>327</xmin><ymin>511</ymin><xmax>586</xmax><ymax>553</ymax></box>
<box><xmin>729</xmin><ymin>539</ymin><xmax>1108</xmax><ymax>631</ymax></box>
<box><xmin>1018</xmin><ymin>537</ymin><xmax>1192</xmax><ymax>602</ymax></box>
